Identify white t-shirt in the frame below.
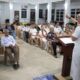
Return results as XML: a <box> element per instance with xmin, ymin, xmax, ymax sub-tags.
<box><xmin>1</xmin><ymin>35</ymin><xmax>16</xmax><ymax>47</ymax></box>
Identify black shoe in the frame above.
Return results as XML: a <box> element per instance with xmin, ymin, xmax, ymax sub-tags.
<box><xmin>13</xmin><ymin>64</ymin><xmax>20</xmax><ymax>70</ymax></box>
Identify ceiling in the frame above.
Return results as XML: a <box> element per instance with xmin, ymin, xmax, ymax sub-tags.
<box><xmin>0</xmin><ymin>0</ymin><xmax>64</xmax><ymax>4</ymax></box>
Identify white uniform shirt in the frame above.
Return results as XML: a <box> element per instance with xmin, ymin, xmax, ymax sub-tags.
<box><xmin>1</xmin><ymin>35</ymin><xmax>16</xmax><ymax>47</ymax></box>
<box><xmin>54</xmin><ymin>26</ymin><xmax>62</xmax><ymax>33</ymax></box>
<box><xmin>25</xmin><ymin>26</ymin><xmax>30</xmax><ymax>32</ymax></box>
<box><xmin>21</xmin><ymin>26</ymin><xmax>26</xmax><ymax>31</ymax></box>
<box><xmin>30</xmin><ymin>28</ymin><xmax>37</xmax><ymax>36</ymax></box>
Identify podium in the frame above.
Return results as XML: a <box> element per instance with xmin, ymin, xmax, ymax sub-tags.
<box><xmin>58</xmin><ymin>37</ymin><xmax>74</xmax><ymax>77</ymax></box>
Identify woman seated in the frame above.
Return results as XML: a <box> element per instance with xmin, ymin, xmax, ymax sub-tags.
<box><xmin>38</xmin><ymin>24</ymin><xmax>48</xmax><ymax>49</ymax></box>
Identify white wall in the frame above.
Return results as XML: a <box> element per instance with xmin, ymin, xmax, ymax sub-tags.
<box><xmin>11</xmin><ymin>0</ymin><xmax>64</xmax><ymax>4</ymax></box>
<box><xmin>0</xmin><ymin>2</ymin><xmax>34</xmax><ymax>24</ymax></box>
<box><xmin>0</xmin><ymin>0</ymin><xmax>9</xmax><ymax>2</ymax></box>
<box><xmin>71</xmin><ymin>1</ymin><xmax>80</xmax><ymax>9</ymax></box>
<box><xmin>0</xmin><ymin>0</ymin><xmax>80</xmax><ymax>24</ymax></box>
<box><xmin>13</xmin><ymin>3</ymin><xmax>35</xmax><ymax>23</ymax></box>
<box><xmin>53</xmin><ymin>1</ymin><xmax>80</xmax><ymax>9</ymax></box>
<box><xmin>0</xmin><ymin>2</ymin><xmax>10</xmax><ymax>24</ymax></box>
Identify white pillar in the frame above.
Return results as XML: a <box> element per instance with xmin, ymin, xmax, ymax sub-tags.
<box><xmin>35</xmin><ymin>4</ymin><xmax>39</xmax><ymax>24</ymax></box>
<box><xmin>47</xmin><ymin>2</ymin><xmax>52</xmax><ymax>23</ymax></box>
<box><xmin>9</xmin><ymin>2</ymin><xmax>14</xmax><ymax>24</ymax></box>
<box><xmin>27</xmin><ymin>5</ymin><xmax>30</xmax><ymax>23</ymax></box>
<box><xmin>64</xmin><ymin>0</ymin><xmax>71</xmax><ymax>26</ymax></box>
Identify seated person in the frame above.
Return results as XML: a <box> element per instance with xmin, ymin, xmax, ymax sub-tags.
<box><xmin>44</xmin><ymin>24</ymin><xmax>50</xmax><ymax>34</ymax></box>
<box><xmin>24</xmin><ymin>24</ymin><xmax>30</xmax><ymax>42</ymax></box>
<box><xmin>46</xmin><ymin>27</ymin><xmax>58</xmax><ymax>58</ymax></box>
<box><xmin>1</xmin><ymin>29</ymin><xmax>19</xmax><ymax>69</ymax></box>
<box><xmin>49</xmin><ymin>22</ymin><xmax>55</xmax><ymax>28</ymax></box>
<box><xmin>10</xmin><ymin>23</ymin><xmax>16</xmax><ymax>39</ymax></box>
<box><xmin>21</xmin><ymin>24</ymin><xmax>29</xmax><ymax>41</ymax></box>
<box><xmin>35</xmin><ymin>25</ymin><xmax>41</xmax><ymax>33</ymax></box>
<box><xmin>29</xmin><ymin>25</ymin><xmax>38</xmax><ymax>44</ymax></box>
<box><xmin>16</xmin><ymin>23</ymin><xmax>22</xmax><ymax>38</ymax></box>
<box><xmin>54</xmin><ymin>22</ymin><xmax>63</xmax><ymax>34</ymax></box>
<box><xmin>38</xmin><ymin>24</ymin><xmax>48</xmax><ymax>49</ymax></box>
<box><xmin>5</xmin><ymin>22</ymin><xmax>16</xmax><ymax>39</ymax></box>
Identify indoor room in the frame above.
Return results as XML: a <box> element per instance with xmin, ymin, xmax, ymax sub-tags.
<box><xmin>0</xmin><ymin>0</ymin><xmax>80</xmax><ymax>80</ymax></box>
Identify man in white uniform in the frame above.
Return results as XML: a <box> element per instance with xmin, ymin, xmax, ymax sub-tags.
<box><xmin>66</xmin><ymin>14</ymin><xmax>80</xmax><ymax>80</ymax></box>
<box><xmin>29</xmin><ymin>25</ymin><xmax>37</xmax><ymax>44</ymax></box>
<box><xmin>1</xmin><ymin>29</ymin><xmax>19</xmax><ymax>69</ymax></box>
<box><xmin>54</xmin><ymin>22</ymin><xmax>63</xmax><ymax>34</ymax></box>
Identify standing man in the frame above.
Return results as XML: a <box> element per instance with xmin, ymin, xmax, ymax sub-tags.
<box><xmin>1</xmin><ymin>29</ymin><xmax>19</xmax><ymax>69</ymax></box>
<box><xmin>66</xmin><ymin>14</ymin><xmax>80</xmax><ymax>80</ymax></box>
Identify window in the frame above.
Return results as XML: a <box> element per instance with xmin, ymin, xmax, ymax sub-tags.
<box><xmin>39</xmin><ymin>9</ymin><xmax>43</xmax><ymax>18</ymax></box>
<box><xmin>30</xmin><ymin>9</ymin><xmax>35</xmax><ymax>21</ymax></box>
<box><xmin>21</xmin><ymin>9</ymin><xmax>27</xmax><ymax>18</ymax></box>
<box><xmin>71</xmin><ymin>9</ymin><xmax>76</xmax><ymax>18</ymax></box>
<box><xmin>56</xmin><ymin>9</ymin><xmax>64</xmax><ymax>22</ymax></box>
<box><xmin>76</xmin><ymin>9</ymin><xmax>80</xmax><ymax>14</ymax></box>
<box><xmin>51</xmin><ymin>9</ymin><xmax>55</xmax><ymax>21</ymax></box>
<box><xmin>71</xmin><ymin>9</ymin><xmax>80</xmax><ymax>18</ymax></box>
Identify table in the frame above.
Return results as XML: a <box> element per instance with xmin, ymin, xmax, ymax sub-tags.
<box><xmin>58</xmin><ymin>37</ymin><xmax>74</xmax><ymax>77</ymax></box>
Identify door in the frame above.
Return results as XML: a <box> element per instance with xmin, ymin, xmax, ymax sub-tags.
<box><xmin>30</xmin><ymin>9</ymin><xmax>35</xmax><ymax>23</ymax></box>
<box><xmin>14</xmin><ymin>11</ymin><xmax>20</xmax><ymax>22</ymax></box>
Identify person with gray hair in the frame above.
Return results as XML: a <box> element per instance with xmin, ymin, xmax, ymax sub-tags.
<box><xmin>1</xmin><ymin>29</ymin><xmax>19</xmax><ymax>69</ymax></box>
<box><xmin>66</xmin><ymin>14</ymin><xmax>80</xmax><ymax>80</ymax></box>
<box><xmin>46</xmin><ymin>27</ymin><xmax>59</xmax><ymax>58</ymax></box>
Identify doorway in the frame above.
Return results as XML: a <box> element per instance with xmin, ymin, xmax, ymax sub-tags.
<box><xmin>14</xmin><ymin>11</ymin><xmax>20</xmax><ymax>22</ymax></box>
<box><xmin>30</xmin><ymin>9</ymin><xmax>35</xmax><ymax>23</ymax></box>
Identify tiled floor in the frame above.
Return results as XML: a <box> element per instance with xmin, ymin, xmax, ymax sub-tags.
<box><xmin>0</xmin><ymin>39</ymin><xmax>65</xmax><ymax>80</ymax></box>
